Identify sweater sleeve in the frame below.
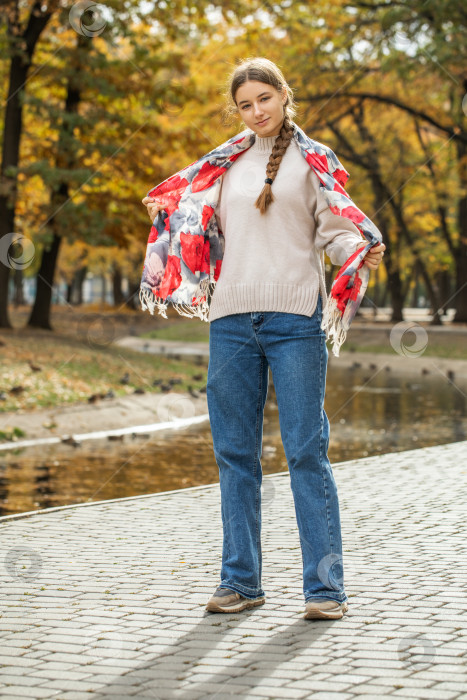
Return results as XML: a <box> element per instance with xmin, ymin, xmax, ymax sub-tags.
<box><xmin>310</xmin><ymin>171</ymin><xmax>365</xmax><ymax>267</ymax></box>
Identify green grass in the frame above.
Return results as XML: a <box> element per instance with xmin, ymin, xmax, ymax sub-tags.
<box><xmin>142</xmin><ymin>320</ymin><xmax>467</xmax><ymax>360</ymax></box>
<box><xmin>0</xmin><ymin>328</ymin><xmax>208</xmax><ymax>414</ymax></box>
<box><xmin>0</xmin><ymin>427</ymin><xmax>26</xmax><ymax>441</ymax></box>
<box><xmin>141</xmin><ymin>321</ymin><xmax>210</xmax><ymax>343</ymax></box>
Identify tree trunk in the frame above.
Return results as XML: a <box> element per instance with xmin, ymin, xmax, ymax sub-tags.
<box><xmin>414</xmin><ymin>106</ymin><xmax>465</xmax><ymax>321</ymax></box>
<box><xmin>26</xmin><ymin>32</ymin><xmax>85</xmax><ymax>329</ymax></box>
<box><xmin>126</xmin><ymin>280</ymin><xmax>141</xmax><ymax>310</ymax></box>
<box><xmin>101</xmin><ymin>275</ymin><xmax>106</xmax><ymax>304</ymax></box>
<box><xmin>27</xmin><ymin>232</ymin><xmax>62</xmax><ymax>329</ymax></box>
<box><xmin>0</xmin><ymin>5</ymin><xmax>53</xmax><ymax>327</ymax></box>
<box><xmin>0</xmin><ymin>54</ymin><xmax>28</xmax><ymax>328</ymax></box>
<box><xmin>440</xmin><ymin>269</ymin><xmax>451</xmax><ymax>313</ymax></box>
<box><xmin>453</xmin><ymin>137</ymin><xmax>467</xmax><ymax>321</ymax></box>
<box><xmin>75</xmin><ymin>266</ymin><xmax>87</xmax><ymax>305</ymax></box>
<box><xmin>380</xmin><ymin>280</ymin><xmax>389</xmax><ymax>308</ymax></box>
<box><xmin>387</xmin><ymin>268</ymin><xmax>404</xmax><ymax>321</ymax></box>
<box><xmin>435</xmin><ymin>269</ymin><xmax>451</xmax><ymax>315</ymax></box>
<box><xmin>68</xmin><ymin>266</ymin><xmax>88</xmax><ymax>305</ymax></box>
<box><xmin>112</xmin><ymin>265</ymin><xmax>125</xmax><ymax>306</ymax></box>
<box><xmin>13</xmin><ymin>267</ymin><xmax>25</xmax><ymax>306</ymax></box>
<box><xmin>411</xmin><ymin>259</ymin><xmax>420</xmax><ymax>308</ymax></box>
<box><xmin>372</xmin><ymin>264</ymin><xmax>380</xmax><ymax>315</ymax></box>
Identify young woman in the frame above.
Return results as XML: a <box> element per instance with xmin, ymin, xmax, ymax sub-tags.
<box><xmin>142</xmin><ymin>57</ymin><xmax>385</xmax><ymax>620</ymax></box>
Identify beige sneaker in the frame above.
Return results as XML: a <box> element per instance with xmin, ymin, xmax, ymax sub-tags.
<box><xmin>304</xmin><ymin>598</ymin><xmax>348</xmax><ymax>620</ymax></box>
<box><xmin>206</xmin><ymin>587</ymin><xmax>265</xmax><ymax>613</ymax></box>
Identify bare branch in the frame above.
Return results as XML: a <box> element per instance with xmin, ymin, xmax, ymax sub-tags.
<box><xmin>297</xmin><ymin>91</ymin><xmax>467</xmax><ymax>144</ymax></box>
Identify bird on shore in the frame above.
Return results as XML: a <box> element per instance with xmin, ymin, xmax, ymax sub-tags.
<box><xmin>88</xmin><ymin>393</ymin><xmax>109</xmax><ymax>403</ymax></box>
<box><xmin>9</xmin><ymin>385</ymin><xmax>24</xmax><ymax>395</ymax></box>
<box><xmin>61</xmin><ymin>435</ymin><xmax>81</xmax><ymax>447</ymax></box>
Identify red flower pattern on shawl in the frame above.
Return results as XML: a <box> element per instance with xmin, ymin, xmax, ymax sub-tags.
<box><xmin>201</xmin><ymin>238</ymin><xmax>210</xmax><ymax>273</ymax></box>
<box><xmin>149</xmin><ymin>174</ymin><xmax>189</xmax><ymax>217</ymax></box>
<box><xmin>201</xmin><ymin>205</ymin><xmax>214</xmax><ymax>231</ymax></box>
<box><xmin>192</xmin><ymin>162</ymin><xmax>227</xmax><ymax>192</ymax></box>
<box><xmin>157</xmin><ymin>255</ymin><xmax>182</xmax><ymax>298</ymax></box>
<box><xmin>305</xmin><ymin>152</ymin><xmax>349</xmax><ymax>188</ymax></box>
<box><xmin>329</xmin><ymin>247</ymin><xmax>365</xmax><ymax>312</ymax></box>
<box><xmin>329</xmin><ymin>204</ymin><xmax>366</xmax><ymax>225</ymax></box>
<box><xmin>148</xmin><ymin>225</ymin><xmax>159</xmax><ymax>244</ymax></box>
<box><xmin>214</xmin><ymin>259</ymin><xmax>222</xmax><ymax>281</ymax></box>
<box><xmin>180</xmin><ymin>232</ymin><xmax>209</xmax><ymax>275</ymax></box>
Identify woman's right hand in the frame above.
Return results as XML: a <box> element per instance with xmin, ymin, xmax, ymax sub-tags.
<box><xmin>141</xmin><ymin>196</ymin><xmax>165</xmax><ymax>222</ymax></box>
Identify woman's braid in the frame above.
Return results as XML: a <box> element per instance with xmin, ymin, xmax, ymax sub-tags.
<box><xmin>255</xmin><ymin>115</ymin><xmax>295</xmax><ymax>214</ymax></box>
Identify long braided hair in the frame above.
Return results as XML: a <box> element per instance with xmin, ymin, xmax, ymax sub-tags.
<box><xmin>254</xmin><ymin>115</ymin><xmax>295</xmax><ymax>213</ymax></box>
<box><xmin>224</xmin><ymin>57</ymin><xmax>298</xmax><ymax>214</ymax></box>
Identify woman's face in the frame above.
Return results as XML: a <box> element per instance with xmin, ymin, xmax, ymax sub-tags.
<box><xmin>235</xmin><ymin>80</ymin><xmax>287</xmax><ymax>137</ymax></box>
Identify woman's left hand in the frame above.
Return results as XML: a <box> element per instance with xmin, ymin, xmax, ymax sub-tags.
<box><xmin>356</xmin><ymin>242</ymin><xmax>386</xmax><ymax>270</ymax></box>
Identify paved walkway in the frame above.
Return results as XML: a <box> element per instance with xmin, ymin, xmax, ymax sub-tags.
<box><xmin>1</xmin><ymin>441</ymin><xmax>466</xmax><ymax>700</ymax></box>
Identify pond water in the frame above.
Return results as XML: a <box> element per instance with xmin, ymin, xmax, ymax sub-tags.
<box><xmin>0</xmin><ymin>364</ymin><xmax>465</xmax><ymax>517</ymax></box>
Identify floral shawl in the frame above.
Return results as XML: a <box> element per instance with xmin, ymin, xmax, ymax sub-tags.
<box><xmin>139</xmin><ymin>120</ymin><xmax>383</xmax><ymax>356</ymax></box>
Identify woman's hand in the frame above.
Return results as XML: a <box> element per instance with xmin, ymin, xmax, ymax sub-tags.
<box><xmin>141</xmin><ymin>196</ymin><xmax>165</xmax><ymax>222</ymax></box>
<box><xmin>356</xmin><ymin>242</ymin><xmax>386</xmax><ymax>270</ymax></box>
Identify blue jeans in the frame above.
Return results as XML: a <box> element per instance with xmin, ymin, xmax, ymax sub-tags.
<box><xmin>206</xmin><ymin>293</ymin><xmax>347</xmax><ymax>605</ymax></box>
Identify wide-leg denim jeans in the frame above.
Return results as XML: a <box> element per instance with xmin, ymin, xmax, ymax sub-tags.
<box><xmin>206</xmin><ymin>293</ymin><xmax>347</xmax><ymax>605</ymax></box>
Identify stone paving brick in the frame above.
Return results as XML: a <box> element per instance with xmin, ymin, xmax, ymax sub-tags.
<box><xmin>349</xmin><ymin>659</ymin><xmax>411</xmax><ymax>670</ymax></box>
<box><xmin>0</xmin><ymin>666</ymin><xmax>39</xmax><ymax>678</ymax></box>
<box><xmin>391</xmin><ymin>689</ymin><xmax>461</xmax><ymax>699</ymax></box>
<box><xmin>37</xmin><ymin>679</ymin><xmax>107</xmax><ymax>692</ymax></box>
<box><xmin>47</xmin><ymin>694</ymin><xmax>94</xmax><ymax>700</ymax></box>
<box><xmin>353</xmin><ymin>696</ymin><xmax>412</xmax><ymax>700</ymax></box>
<box><xmin>411</xmin><ymin>671</ymin><xmax>467</xmax><ymax>684</ymax></box>
<box><xmin>433</xmin><ymin>682</ymin><xmax>467</xmax><ymax>693</ymax></box>
<box><xmin>299</xmin><ymin>694</ymin><xmax>353</xmax><ymax>700</ymax></box>
<box><xmin>1</xmin><ymin>441</ymin><xmax>467</xmax><ymax>699</ymax></box>
<box><xmin>229</xmin><ymin>686</ymin><xmax>310</xmax><ymax>698</ymax></box>
<box><xmin>345</xmin><ymin>649</ymin><xmax>403</xmax><ymax>660</ymax></box>
<box><xmin>0</xmin><ymin>674</ymin><xmax>47</xmax><ymax>687</ymax></box>
<box><xmin>0</xmin><ymin>687</ymin><xmax>58</xmax><ymax>698</ymax></box>
<box><xmin>367</xmin><ymin>677</ymin><xmax>435</xmax><ymax>688</ymax></box>
<box><xmin>328</xmin><ymin>673</ymin><xmax>374</xmax><ymax>685</ymax></box>
<box><xmin>348</xmin><ymin>665</ymin><xmax>414</xmax><ymax>678</ymax></box>
<box><xmin>0</xmin><ymin>655</ymin><xmax>41</xmax><ymax>667</ymax></box>
<box><xmin>351</xmin><ymin>686</ymin><xmax>401</xmax><ymax>696</ymax></box>
<box><xmin>90</xmin><ymin>685</ymin><xmax>140</xmax><ymax>696</ymax></box>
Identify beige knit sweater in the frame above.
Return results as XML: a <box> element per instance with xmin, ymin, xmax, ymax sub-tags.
<box><xmin>208</xmin><ymin>132</ymin><xmax>364</xmax><ymax>322</ymax></box>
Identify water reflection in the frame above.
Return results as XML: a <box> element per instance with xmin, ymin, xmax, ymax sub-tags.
<box><xmin>0</xmin><ymin>365</ymin><xmax>465</xmax><ymax>517</ymax></box>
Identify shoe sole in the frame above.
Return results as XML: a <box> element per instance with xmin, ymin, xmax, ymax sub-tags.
<box><xmin>304</xmin><ymin>601</ymin><xmax>348</xmax><ymax>620</ymax></box>
<box><xmin>205</xmin><ymin>597</ymin><xmax>265</xmax><ymax>613</ymax></box>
